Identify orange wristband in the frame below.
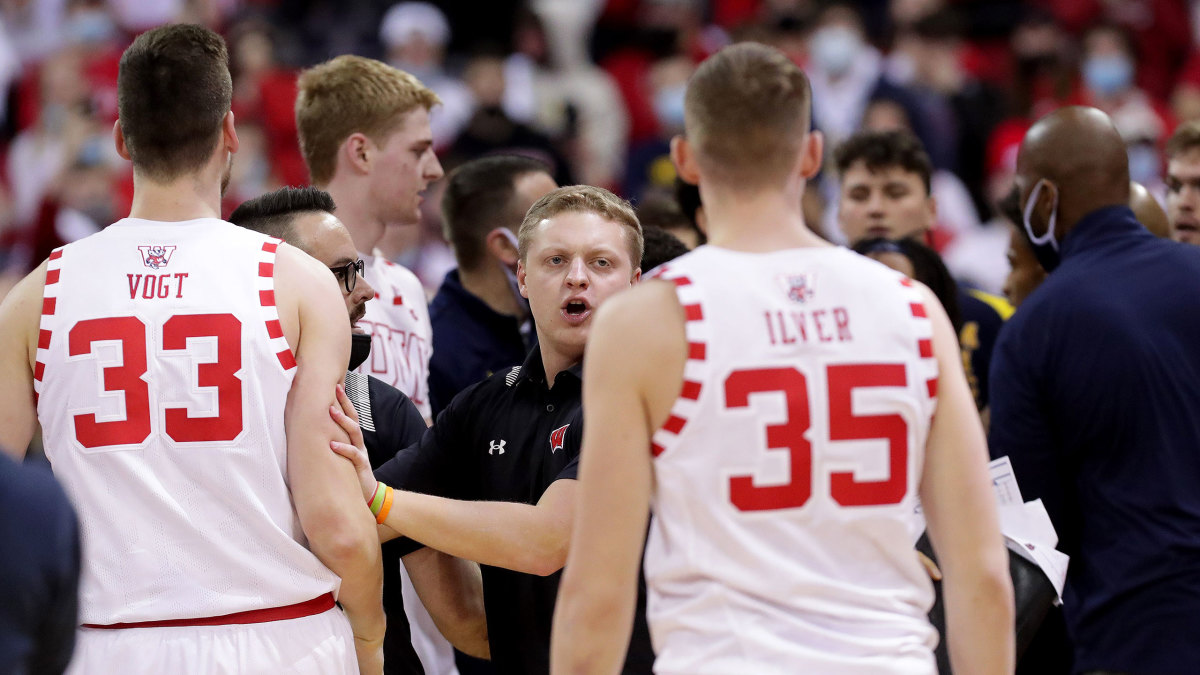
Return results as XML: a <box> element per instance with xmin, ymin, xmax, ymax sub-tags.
<box><xmin>375</xmin><ymin>486</ymin><xmax>394</xmax><ymax>524</ymax></box>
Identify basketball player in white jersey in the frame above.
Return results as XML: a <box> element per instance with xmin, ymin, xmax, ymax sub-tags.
<box><xmin>295</xmin><ymin>55</ymin><xmax>441</xmax><ymax>424</ymax></box>
<box><xmin>294</xmin><ymin>54</ymin><xmax>457</xmax><ymax>675</ymax></box>
<box><xmin>551</xmin><ymin>43</ymin><xmax>1014</xmax><ymax>674</ymax></box>
<box><xmin>0</xmin><ymin>25</ymin><xmax>384</xmax><ymax>674</ymax></box>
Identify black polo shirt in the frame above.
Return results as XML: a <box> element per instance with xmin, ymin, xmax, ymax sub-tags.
<box><xmin>375</xmin><ymin>348</ymin><xmax>654</xmax><ymax>675</ymax></box>
<box><xmin>343</xmin><ymin>371</ymin><xmax>429</xmax><ymax>675</ymax></box>
<box><xmin>428</xmin><ymin>270</ymin><xmax>531</xmax><ymax>417</ymax></box>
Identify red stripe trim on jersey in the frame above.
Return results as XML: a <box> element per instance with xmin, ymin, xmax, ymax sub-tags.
<box><xmin>265</xmin><ymin>320</ymin><xmax>283</xmax><ymax>339</ymax></box>
<box><xmin>899</xmin><ymin>277</ymin><xmax>914</xmax><ymax>287</ymax></box>
<box><xmin>259</xmin><ymin>290</ymin><xmax>275</xmax><ymax>306</ymax></box>
<box><xmin>258</xmin><ymin>262</ymin><xmax>274</xmax><ymax>277</ymax></box>
<box><xmin>687</xmin><ymin>342</ymin><xmax>707</xmax><ymax>361</ymax></box>
<box><xmin>663</xmin><ymin>415</ymin><xmax>686</xmax><ymax>434</ymax></box>
<box><xmin>927</xmin><ymin>378</ymin><xmax>938</xmax><ymax>398</ymax></box>
<box><xmin>392</xmin><ymin>296</ymin><xmax>404</xmax><ymax>306</ymax></box>
<box><xmin>277</xmin><ymin>350</ymin><xmax>297</xmax><ymax>370</ymax></box>
<box><xmin>38</xmin><ymin>330</ymin><xmax>51</xmax><ymax>350</ymax></box>
<box><xmin>42</xmin><ymin>298</ymin><xmax>56</xmax><ymax>316</ymax></box>
<box><xmin>683</xmin><ymin>304</ymin><xmax>704</xmax><ymax>322</ymax></box>
<box><xmin>48</xmin><ymin>249</ymin><xmax>63</xmax><ymax>261</ymax></box>
<box><xmin>44</xmin><ymin>269</ymin><xmax>60</xmax><ymax>285</ymax></box>
<box><xmin>651</xmin><ymin>442</ymin><xmax>665</xmax><ymax>457</ymax></box>
<box><xmin>261</xmin><ymin>241</ymin><xmax>279</xmax><ymax>253</ymax></box>
<box><xmin>33</xmin><ymin>362</ymin><xmax>45</xmax><ymax>382</ymax></box>
<box><xmin>680</xmin><ymin>380</ymin><xmax>702</xmax><ymax>400</ymax></box>
<box><xmin>671</xmin><ymin>276</ymin><xmax>692</xmax><ymax>287</ymax></box>
<box><xmin>918</xmin><ymin>339</ymin><xmax>933</xmax><ymax>358</ymax></box>
<box><xmin>81</xmin><ymin>593</ymin><xmax>335</xmax><ymax>630</ymax></box>
<box><xmin>909</xmin><ymin>302</ymin><xmax>927</xmax><ymax>318</ymax></box>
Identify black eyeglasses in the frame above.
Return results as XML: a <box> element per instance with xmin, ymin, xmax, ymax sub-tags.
<box><xmin>329</xmin><ymin>259</ymin><xmax>365</xmax><ymax>293</ymax></box>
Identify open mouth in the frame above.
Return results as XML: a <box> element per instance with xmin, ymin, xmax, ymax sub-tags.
<box><xmin>561</xmin><ymin>298</ymin><xmax>592</xmax><ymax>324</ymax></box>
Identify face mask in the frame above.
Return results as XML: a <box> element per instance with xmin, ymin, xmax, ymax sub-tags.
<box><xmin>1127</xmin><ymin>143</ymin><xmax>1161</xmax><ymax>184</ymax></box>
<box><xmin>64</xmin><ymin>10</ymin><xmax>116</xmax><ymax>45</ymax></box>
<box><xmin>1021</xmin><ymin>179</ymin><xmax>1062</xmax><ymax>272</ymax></box>
<box><xmin>811</xmin><ymin>26</ymin><xmax>862</xmax><ymax>77</ymax></box>
<box><xmin>1083</xmin><ymin>54</ymin><xmax>1134</xmax><ymax>98</ymax></box>
<box><xmin>349</xmin><ymin>332</ymin><xmax>372</xmax><ymax>371</ymax></box>
<box><xmin>653</xmin><ymin>83</ymin><xmax>687</xmax><ymax>130</ymax></box>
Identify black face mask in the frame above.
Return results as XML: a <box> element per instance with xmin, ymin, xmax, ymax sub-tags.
<box><xmin>349</xmin><ymin>332</ymin><xmax>372</xmax><ymax>371</ymax></box>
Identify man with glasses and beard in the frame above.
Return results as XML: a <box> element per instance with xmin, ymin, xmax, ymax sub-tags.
<box><xmin>231</xmin><ymin>186</ymin><xmax>490</xmax><ymax>674</ymax></box>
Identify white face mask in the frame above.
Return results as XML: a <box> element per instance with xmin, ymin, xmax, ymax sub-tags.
<box><xmin>1021</xmin><ymin>178</ymin><xmax>1062</xmax><ymax>272</ymax></box>
<box><xmin>811</xmin><ymin>25</ymin><xmax>863</xmax><ymax>76</ymax></box>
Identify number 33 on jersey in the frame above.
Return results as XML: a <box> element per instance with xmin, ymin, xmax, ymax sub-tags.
<box><xmin>34</xmin><ymin>222</ymin><xmax>300</xmax><ymax>453</ymax></box>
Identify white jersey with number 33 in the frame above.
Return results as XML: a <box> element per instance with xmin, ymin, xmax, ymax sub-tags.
<box><xmin>645</xmin><ymin>245</ymin><xmax>940</xmax><ymax>674</ymax></box>
<box><xmin>34</xmin><ymin>218</ymin><xmax>340</xmax><ymax>626</ymax></box>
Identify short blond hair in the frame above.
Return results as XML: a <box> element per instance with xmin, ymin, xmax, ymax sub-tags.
<box><xmin>518</xmin><ymin>185</ymin><xmax>643</xmax><ymax>267</ymax></box>
<box><xmin>686</xmin><ymin>42</ymin><xmax>811</xmax><ymax>190</ymax></box>
<box><xmin>295</xmin><ymin>55</ymin><xmax>440</xmax><ymax>185</ymax></box>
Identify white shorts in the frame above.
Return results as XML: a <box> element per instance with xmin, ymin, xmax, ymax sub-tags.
<box><xmin>66</xmin><ymin>606</ymin><xmax>356</xmax><ymax>675</ymax></box>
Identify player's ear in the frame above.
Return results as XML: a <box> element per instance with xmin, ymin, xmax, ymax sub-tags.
<box><xmin>221</xmin><ymin>110</ymin><xmax>239</xmax><ymax>155</ymax></box>
<box><xmin>344</xmin><ymin>133</ymin><xmax>371</xmax><ymax>175</ymax></box>
<box><xmin>517</xmin><ymin>260</ymin><xmax>529</xmax><ymax>298</ymax></box>
<box><xmin>486</xmin><ymin>228</ymin><xmax>519</xmax><ymax>266</ymax></box>
<box><xmin>113</xmin><ymin>120</ymin><xmax>131</xmax><ymax>161</ymax></box>
<box><xmin>799</xmin><ymin>129</ymin><xmax>823</xmax><ymax>180</ymax></box>
<box><xmin>631</xmin><ymin>267</ymin><xmax>642</xmax><ymax>284</ymax></box>
<box><xmin>671</xmin><ymin>135</ymin><xmax>701</xmax><ymax>186</ymax></box>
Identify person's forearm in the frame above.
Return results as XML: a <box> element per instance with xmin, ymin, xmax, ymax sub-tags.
<box><xmin>942</xmin><ymin>559</ymin><xmax>1015</xmax><ymax>674</ymax></box>
<box><xmin>388</xmin><ymin>490</ymin><xmax>568</xmax><ymax>575</ymax></box>
<box><xmin>312</xmin><ymin>506</ymin><xmax>386</xmax><ymax>674</ymax></box>
<box><xmin>551</xmin><ymin>574</ymin><xmax>636</xmax><ymax>674</ymax></box>
<box><xmin>405</xmin><ymin>549</ymin><xmax>490</xmax><ymax>659</ymax></box>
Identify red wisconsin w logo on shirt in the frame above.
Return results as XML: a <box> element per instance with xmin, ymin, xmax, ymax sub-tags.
<box><xmin>549</xmin><ymin>424</ymin><xmax>570</xmax><ymax>453</ymax></box>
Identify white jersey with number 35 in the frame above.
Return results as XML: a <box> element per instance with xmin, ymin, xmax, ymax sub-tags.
<box><xmin>645</xmin><ymin>245</ymin><xmax>940</xmax><ymax>674</ymax></box>
<box><xmin>34</xmin><ymin>218</ymin><xmax>340</xmax><ymax>626</ymax></box>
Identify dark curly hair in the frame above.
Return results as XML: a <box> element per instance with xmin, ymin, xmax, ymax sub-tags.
<box><xmin>834</xmin><ymin>129</ymin><xmax>933</xmax><ymax>196</ymax></box>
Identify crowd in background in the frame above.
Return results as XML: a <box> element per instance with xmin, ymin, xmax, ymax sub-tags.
<box><xmin>0</xmin><ymin>0</ymin><xmax>1197</xmax><ymax>298</ymax></box>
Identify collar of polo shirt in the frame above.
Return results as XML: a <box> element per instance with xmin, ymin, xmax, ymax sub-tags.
<box><xmin>514</xmin><ymin>347</ymin><xmax>583</xmax><ymax>389</ymax></box>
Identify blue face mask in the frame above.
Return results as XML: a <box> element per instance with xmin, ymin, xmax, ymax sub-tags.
<box><xmin>810</xmin><ymin>26</ymin><xmax>862</xmax><ymax>77</ymax></box>
<box><xmin>1083</xmin><ymin>54</ymin><xmax>1134</xmax><ymax>98</ymax></box>
<box><xmin>1127</xmin><ymin>143</ymin><xmax>1161</xmax><ymax>184</ymax></box>
<box><xmin>653</xmin><ymin>83</ymin><xmax>687</xmax><ymax>130</ymax></box>
<box><xmin>1022</xmin><ymin>179</ymin><xmax>1062</xmax><ymax>272</ymax></box>
<box><xmin>65</xmin><ymin>10</ymin><xmax>116</xmax><ymax>45</ymax></box>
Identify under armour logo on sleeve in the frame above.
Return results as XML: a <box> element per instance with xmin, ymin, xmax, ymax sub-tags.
<box><xmin>489</xmin><ymin>440</ymin><xmax>506</xmax><ymax>455</ymax></box>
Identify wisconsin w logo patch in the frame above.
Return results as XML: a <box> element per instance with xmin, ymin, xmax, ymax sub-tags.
<box><xmin>549</xmin><ymin>424</ymin><xmax>570</xmax><ymax>453</ymax></box>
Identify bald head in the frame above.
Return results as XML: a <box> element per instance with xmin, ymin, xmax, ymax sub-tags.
<box><xmin>1017</xmin><ymin>106</ymin><xmax>1130</xmax><ymax>240</ymax></box>
<box><xmin>1130</xmin><ymin>181</ymin><xmax>1171</xmax><ymax>238</ymax></box>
